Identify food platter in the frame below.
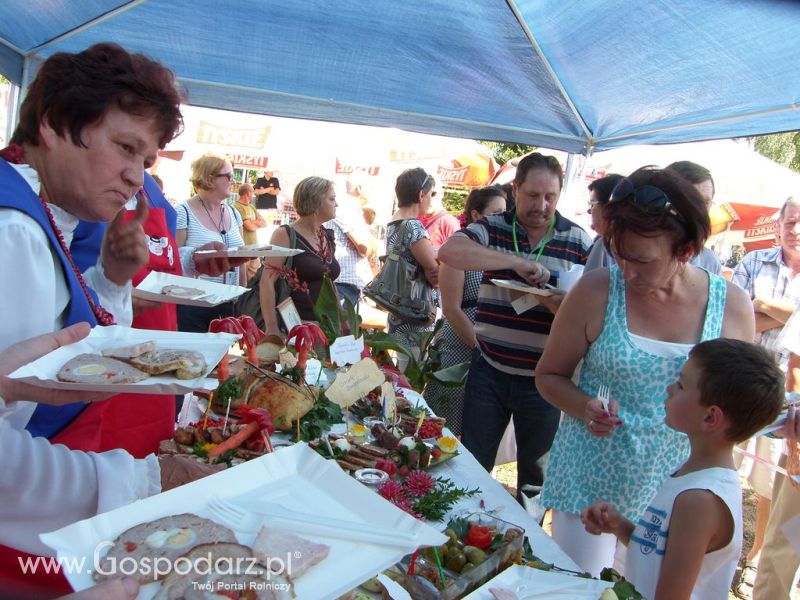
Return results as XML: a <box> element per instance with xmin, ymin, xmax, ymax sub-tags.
<box><xmin>41</xmin><ymin>443</ymin><xmax>447</xmax><ymax>600</ymax></box>
<box><xmin>133</xmin><ymin>271</ymin><xmax>249</xmax><ymax>307</ymax></box>
<box><xmin>8</xmin><ymin>325</ymin><xmax>239</xmax><ymax>394</ymax></box>
<box><xmin>490</xmin><ymin>279</ymin><xmax>553</xmax><ymax>296</ymax></box>
<box><xmin>194</xmin><ymin>243</ymin><xmax>304</xmax><ymax>259</ymax></box>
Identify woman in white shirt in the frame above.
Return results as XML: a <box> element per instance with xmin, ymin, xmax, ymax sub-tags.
<box><xmin>176</xmin><ymin>152</ymin><xmax>246</xmax><ymax>332</ymax></box>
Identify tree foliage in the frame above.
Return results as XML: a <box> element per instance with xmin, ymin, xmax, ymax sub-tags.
<box><xmin>478</xmin><ymin>140</ymin><xmax>537</xmax><ymax>165</ymax></box>
<box><xmin>750</xmin><ymin>132</ymin><xmax>800</xmax><ymax>174</ymax></box>
<box><xmin>442</xmin><ymin>188</ymin><xmax>468</xmax><ymax>216</ymax></box>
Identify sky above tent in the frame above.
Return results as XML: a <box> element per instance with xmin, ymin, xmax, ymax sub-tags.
<box><xmin>1</xmin><ymin>1</ymin><xmax>799</xmax><ymax>153</ymax></box>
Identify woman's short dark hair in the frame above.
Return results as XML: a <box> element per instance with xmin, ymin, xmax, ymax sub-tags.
<box><xmin>588</xmin><ymin>173</ymin><xmax>624</xmax><ymax>205</ymax></box>
<box><xmin>12</xmin><ymin>43</ymin><xmax>184</xmax><ymax>149</ymax></box>
<box><xmin>395</xmin><ymin>167</ymin><xmax>431</xmax><ymax>208</ymax></box>
<box><xmin>603</xmin><ymin>167</ymin><xmax>710</xmax><ymax>260</ymax></box>
<box><xmin>463</xmin><ymin>186</ymin><xmax>508</xmax><ymax>226</ymax></box>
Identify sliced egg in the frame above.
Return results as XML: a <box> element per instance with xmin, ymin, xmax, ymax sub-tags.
<box><xmin>333</xmin><ymin>438</ymin><xmax>351</xmax><ymax>452</ymax></box>
<box><xmin>399</xmin><ymin>437</ymin><xmax>416</xmax><ymax>451</ymax></box>
<box><xmin>75</xmin><ymin>364</ymin><xmax>107</xmax><ymax>376</ymax></box>
<box><xmin>145</xmin><ymin>527</ymin><xmax>196</xmax><ymax>549</ymax></box>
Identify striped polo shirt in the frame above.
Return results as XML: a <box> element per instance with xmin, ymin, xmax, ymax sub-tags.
<box><xmin>458</xmin><ymin>209</ymin><xmax>592</xmax><ymax>376</ymax></box>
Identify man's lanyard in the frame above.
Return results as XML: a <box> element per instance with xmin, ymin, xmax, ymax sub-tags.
<box><xmin>512</xmin><ymin>213</ymin><xmax>555</xmax><ymax>262</ymax></box>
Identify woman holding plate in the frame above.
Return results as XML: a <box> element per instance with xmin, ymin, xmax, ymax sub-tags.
<box><xmin>535</xmin><ymin>167</ymin><xmax>754</xmax><ymax>576</ymax></box>
<box><xmin>175</xmin><ymin>152</ymin><xmax>246</xmax><ymax>332</ymax></box>
<box><xmin>0</xmin><ymin>44</ymin><xmax>223</xmax><ymax>596</ymax></box>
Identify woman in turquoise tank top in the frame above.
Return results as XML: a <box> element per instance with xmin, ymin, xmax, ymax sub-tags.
<box><xmin>535</xmin><ymin>167</ymin><xmax>755</xmax><ymax>576</ymax></box>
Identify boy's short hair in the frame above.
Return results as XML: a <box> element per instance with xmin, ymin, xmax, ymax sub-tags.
<box><xmin>689</xmin><ymin>339</ymin><xmax>784</xmax><ymax>442</ymax></box>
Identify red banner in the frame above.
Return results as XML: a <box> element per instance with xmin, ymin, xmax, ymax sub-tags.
<box><xmin>437</xmin><ymin>165</ymin><xmax>470</xmax><ymax>185</ymax></box>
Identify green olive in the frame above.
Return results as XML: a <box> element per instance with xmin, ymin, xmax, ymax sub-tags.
<box><xmin>445</xmin><ymin>552</ymin><xmax>466</xmax><ymax>572</ymax></box>
<box><xmin>464</xmin><ymin>546</ymin><xmax>488</xmax><ymax>565</ymax></box>
<box><xmin>460</xmin><ymin>562</ymin><xmax>476</xmax><ymax>574</ymax></box>
<box><xmin>444</xmin><ymin>528</ymin><xmax>459</xmax><ymax>545</ymax></box>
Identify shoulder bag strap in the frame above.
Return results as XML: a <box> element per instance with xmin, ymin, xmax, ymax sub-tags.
<box><xmin>284</xmin><ymin>224</ymin><xmax>296</xmax><ymax>270</ymax></box>
<box><xmin>392</xmin><ymin>219</ymin><xmax>412</xmax><ymax>255</ymax></box>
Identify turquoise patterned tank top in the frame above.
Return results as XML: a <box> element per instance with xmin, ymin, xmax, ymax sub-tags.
<box><xmin>540</xmin><ymin>265</ymin><xmax>727</xmax><ymax>521</ymax></box>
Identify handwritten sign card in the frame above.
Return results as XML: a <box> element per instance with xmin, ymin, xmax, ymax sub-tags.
<box><xmin>329</xmin><ymin>335</ymin><xmax>365</xmax><ymax>367</ymax></box>
<box><xmin>324</xmin><ymin>358</ymin><xmax>384</xmax><ymax>408</ymax></box>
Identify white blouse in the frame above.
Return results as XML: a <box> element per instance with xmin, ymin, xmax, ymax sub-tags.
<box><xmin>0</xmin><ymin>163</ymin><xmax>160</xmax><ymax>556</ymax></box>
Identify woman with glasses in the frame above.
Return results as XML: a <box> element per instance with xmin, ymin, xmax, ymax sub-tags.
<box><xmin>384</xmin><ymin>168</ymin><xmax>440</xmax><ymax>365</ymax></box>
<box><xmin>175</xmin><ymin>152</ymin><xmax>245</xmax><ymax>332</ymax></box>
<box><xmin>535</xmin><ymin>167</ymin><xmax>754</xmax><ymax>576</ymax></box>
<box><xmin>584</xmin><ymin>173</ymin><xmax>623</xmax><ymax>272</ymax></box>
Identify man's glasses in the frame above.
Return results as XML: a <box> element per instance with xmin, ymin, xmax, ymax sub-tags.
<box><xmin>609</xmin><ymin>178</ymin><xmax>681</xmax><ymax>219</ymax></box>
<box><xmin>215</xmin><ymin>173</ymin><xmax>234</xmax><ymax>181</ymax></box>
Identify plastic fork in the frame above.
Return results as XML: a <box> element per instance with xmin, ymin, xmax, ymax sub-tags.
<box><xmin>206</xmin><ymin>496</ymin><xmax>419</xmax><ymax>547</ymax></box>
<box><xmin>597</xmin><ymin>384</ymin><xmax>610</xmax><ymax>413</ymax></box>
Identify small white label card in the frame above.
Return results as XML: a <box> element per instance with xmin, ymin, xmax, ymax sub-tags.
<box><xmin>325</xmin><ymin>358</ymin><xmax>384</xmax><ymax>408</ymax></box>
<box><xmin>277</xmin><ymin>297</ymin><xmax>303</xmax><ymax>332</ymax></box>
<box><xmin>304</xmin><ymin>358</ymin><xmax>327</xmax><ymax>386</ymax></box>
<box><xmin>510</xmin><ymin>292</ymin><xmax>540</xmax><ymax>314</ymax></box>
<box><xmin>329</xmin><ymin>334</ymin><xmax>365</xmax><ymax>367</ymax></box>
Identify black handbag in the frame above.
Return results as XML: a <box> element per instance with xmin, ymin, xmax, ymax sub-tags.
<box><xmin>363</xmin><ymin>220</ymin><xmax>436</xmax><ymax>326</ymax></box>
<box><xmin>234</xmin><ymin>225</ymin><xmax>296</xmax><ymax>330</ymax></box>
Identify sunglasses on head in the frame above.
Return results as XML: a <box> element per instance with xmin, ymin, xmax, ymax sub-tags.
<box><xmin>420</xmin><ymin>174</ymin><xmax>433</xmax><ymax>191</ymax></box>
<box><xmin>609</xmin><ymin>178</ymin><xmax>681</xmax><ymax>219</ymax></box>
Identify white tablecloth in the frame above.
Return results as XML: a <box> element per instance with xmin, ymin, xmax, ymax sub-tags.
<box><xmin>396</xmin><ymin>389</ymin><xmax>579</xmax><ymax>571</ymax></box>
<box><xmin>180</xmin><ymin>386</ymin><xmax>579</xmax><ymax>571</ymax></box>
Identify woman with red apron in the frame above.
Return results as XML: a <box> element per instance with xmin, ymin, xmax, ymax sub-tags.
<box><xmin>0</xmin><ymin>176</ymin><xmax>181</xmax><ymax>596</ymax></box>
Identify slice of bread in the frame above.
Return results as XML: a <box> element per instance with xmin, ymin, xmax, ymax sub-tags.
<box><xmin>101</xmin><ymin>340</ymin><xmax>157</xmax><ymax>359</ymax></box>
<box><xmin>130</xmin><ymin>350</ymin><xmax>207</xmax><ymax>380</ymax></box>
<box><xmin>162</xmin><ymin>284</ymin><xmax>206</xmax><ymax>299</ymax></box>
<box><xmin>57</xmin><ymin>354</ymin><xmax>149</xmax><ymax>384</ymax></box>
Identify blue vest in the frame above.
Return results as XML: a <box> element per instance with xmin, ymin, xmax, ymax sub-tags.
<box><xmin>0</xmin><ymin>159</ymin><xmax>97</xmax><ymax>438</ymax></box>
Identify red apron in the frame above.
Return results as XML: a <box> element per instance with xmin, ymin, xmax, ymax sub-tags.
<box><xmin>0</xmin><ymin>208</ymin><xmax>181</xmax><ymax>597</ymax></box>
<box><xmin>97</xmin><ymin>206</ymin><xmax>181</xmax><ymax>458</ymax></box>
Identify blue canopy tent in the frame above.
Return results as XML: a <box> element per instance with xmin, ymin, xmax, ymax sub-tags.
<box><xmin>0</xmin><ymin>0</ymin><xmax>799</xmax><ymax>153</ymax></box>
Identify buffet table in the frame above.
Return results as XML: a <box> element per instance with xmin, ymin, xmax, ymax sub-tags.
<box><xmin>179</xmin><ymin>387</ymin><xmax>579</xmax><ymax>574</ymax></box>
<box><xmin>395</xmin><ymin>390</ymin><xmax>579</xmax><ymax>572</ymax></box>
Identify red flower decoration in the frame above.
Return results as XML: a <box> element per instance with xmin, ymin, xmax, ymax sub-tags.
<box><xmin>405</xmin><ymin>471</ymin><xmax>435</xmax><ymax>497</ymax></box>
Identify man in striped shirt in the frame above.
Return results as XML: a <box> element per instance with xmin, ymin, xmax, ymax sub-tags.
<box><xmin>439</xmin><ymin>153</ymin><xmax>592</xmax><ymax>502</ymax></box>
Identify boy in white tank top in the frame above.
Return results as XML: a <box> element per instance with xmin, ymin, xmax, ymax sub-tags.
<box><xmin>581</xmin><ymin>339</ymin><xmax>785</xmax><ymax>600</ymax></box>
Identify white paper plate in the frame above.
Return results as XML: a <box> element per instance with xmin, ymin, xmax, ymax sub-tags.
<box><xmin>464</xmin><ymin>564</ymin><xmax>612</xmax><ymax>599</ymax></box>
<box><xmin>490</xmin><ymin>279</ymin><xmax>553</xmax><ymax>296</ymax></box>
<box><xmin>8</xmin><ymin>325</ymin><xmax>240</xmax><ymax>394</ymax></box>
<box><xmin>194</xmin><ymin>243</ymin><xmax>304</xmax><ymax>259</ymax></box>
<box><xmin>133</xmin><ymin>271</ymin><xmax>249</xmax><ymax>307</ymax></box>
<box><xmin>41</xmin><ymin>443</ymin><xmax>447</xmax><ymax>600</ymax></box>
